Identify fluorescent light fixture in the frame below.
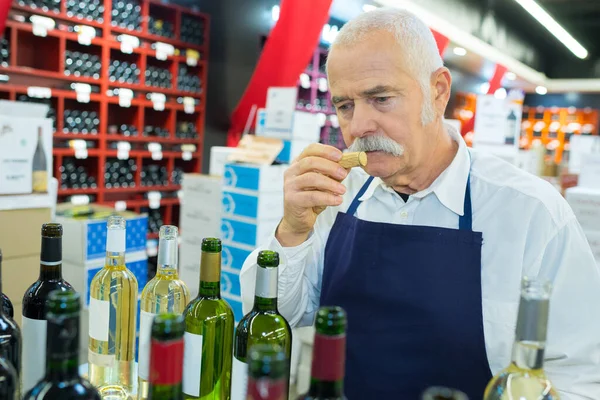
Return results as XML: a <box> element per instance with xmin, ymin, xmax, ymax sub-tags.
<box><xmin>453</xmin><ymin>47</ymin><xmax>467</xmax><ymax>56</ymax></box>
<box><xmin>505</xmin><ymin>72</ymin><xmax>517</xmax><ymax>80</ymax></box>
<box><xmin>494</xmin><ymin>88</ymin><xmax>507</xmax><ymax>99</ymax></box>
<box><xmin>271</xmin><ymin>5</ymin><xmax>280</xmax><ymax>22</ymax></box>
<box><xmin>535</xmin><ymin>86</ymin><xmax>548</xmax><ymax>95</ymax></box>
<box><xmin>363</xmin><ymin>4</ymin><xmax>377</xmax><ymax>12</ymax></box>
<box><xmin>479</xmin><ymin>82</ymin><xmax>490</xmax><ymax>94</ymax></box>
<box><xmin>512</xmin><ymin>0</ymin><xmax>588</xmax><ymax>59</ymax></box>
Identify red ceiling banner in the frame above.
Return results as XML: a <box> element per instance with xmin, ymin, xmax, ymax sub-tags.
<box><xmin>0</xmin><ymin>0</ymin><xmax>10</xmax><ymax>36</ymax></box>
<box><xmin>226</xmin><ymin>0</ymin><xmax>334</xmax><ymax>147</ymax></box>
<box><xmin>431</xmin><ymin>29</ymin><xmax>450</xmax><ymax>57</ymax></box>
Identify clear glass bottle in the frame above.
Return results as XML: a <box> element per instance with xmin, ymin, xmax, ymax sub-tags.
<box><xmin>88</xmin><ymin>216</ymin><xmax>138</xmax><ymax>399</ymax></box>
<box><xmin>483</xmin><ymin>278</ymin><xmax>559</xmax><ymax>400</ymax></box>
<box><xmin>138</xmin><ymin>225</ymin><xmax>190</xmax><ymax>400</ymax></box>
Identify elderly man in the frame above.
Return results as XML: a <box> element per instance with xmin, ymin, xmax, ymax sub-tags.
<box><xmin>240</xmin><ymin>7</ymin><xmax>600</xmax><ymax>399</ymax></box>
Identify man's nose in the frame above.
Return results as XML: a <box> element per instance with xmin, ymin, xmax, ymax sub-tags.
<box><xmin>348</xmin><ymin>102</ymin><xmax>378</xmax><ymax>139</ymax></box>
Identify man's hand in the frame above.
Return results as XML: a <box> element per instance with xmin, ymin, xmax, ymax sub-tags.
<box><xmin>276</xmin><ymin>144</ymin><xmax>348</xmax><ymax>247</ymax></box>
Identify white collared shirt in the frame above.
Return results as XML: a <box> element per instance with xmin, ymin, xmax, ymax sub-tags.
<box><xmin>239</xmin><ymin>126</ymin><xmax>600</xmax><ymax>400</ymax></box>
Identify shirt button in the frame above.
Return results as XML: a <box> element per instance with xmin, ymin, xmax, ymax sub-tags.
<box><xmin>400</xmin><ymin>211</ymin><xmax>408</xmax><ymax>219</ymax></box>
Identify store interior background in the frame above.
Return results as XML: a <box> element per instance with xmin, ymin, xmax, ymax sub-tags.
<box><xmin>182</xmin><ymin>0</ymin><xmax>600</xmax><ymax>172</ymax></box>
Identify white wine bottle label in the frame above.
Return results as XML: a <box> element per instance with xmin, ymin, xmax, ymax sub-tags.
<box><xmin>106</xmin><ymin>228</ymin><xmax>126</xmax><ymax>252</ymax></box>
<box><xmin>88</xmin><ymin>350</ymin><xmax>115</xmax><ymax>367</ymax></box>
<box><xmin>22</xmin><ymin>316</ymin><xmax>47</xmax><ymax>393</ymax></box>
<box><xmin>255</xmin><ymin>267</ymin><xmax>278</xmax><ymax>299</ymax></box>
<box><xmin>89</xmin><ymin>297</ymin><xmax>110</xmax><ymax>341</ymax></box>
<box><xmin>230</xmin><ymin>357</ymin><xmax>248</xmax><ymax>400</ymax></box>
<box><xmin>182</xmin><ymin>332</ymin><xmax>203</xmax><ymax>396</ymax></box>
<box><xmin>138</xmin><ymin>310</ymin><xmax>157</xmax><ymax>380</ymax></box>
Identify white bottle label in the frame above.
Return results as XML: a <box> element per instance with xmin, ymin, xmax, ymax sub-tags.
<box><xmin>182</xmin><ymin>332</ymin><xmax>203</xmax><ymax>396</ymax></box>
<box><xmin>89</xmin><ymin>297</ymin><xmax>110</xmax><ymax>341</ymax></box>
<box><xmin>22</xmin><ymin>316</ymin><xmax>47</xmax><ymax>393</ymax></box>
<box><xmin>231</xmin><ymin>357</ymin><xmax>248</xmax><ymax>400</ymax></box>
<box><xmin>138</xmin><ymin>310</ymin><xmax>156</xmax><ymax>380</ymax></box>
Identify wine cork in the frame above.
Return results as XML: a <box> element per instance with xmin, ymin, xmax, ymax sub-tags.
<box><xmin>338</xmin><ymin>152</ymin><xmax>367</xmax><ymax>169</ymax></box>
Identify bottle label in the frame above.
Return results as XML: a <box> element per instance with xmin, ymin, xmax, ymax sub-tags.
<box><xmin>182</xmin><ymin>331</ymin><xmax>203</xmax><ymax>396</ymax></box>
<box><xmin>247</xmin><ymin>377</ymin><xmax>287</xmax><ymax>400</ymax></box>
<box><xmin>106</xmin><ymin>228</ymin><xmax>126</xmax><ymax>253</ymax></box>
<box><xmin>149</xmin><ymin>338</ymin><xmax>184</xmax><ymax>385</ymax></box>
<box><xmin>138</xmin><ymin>310</ymin><xmax>157</xmax><ymax>380</ymax></box>
<box><xmin>21</xmin><ymin>316</ymin><xmax>47</xmax><ymax>392</ymax></box>
<box><xmin>231</xmin><ymin>357</ymin><xmax>249</xmax><ymax>400</ymax></box>
<box><xmin>88</xmin><ymin>297</ymin><xmax>110</xmax><ymax>341</ymax></box>
<box><xmin>255</xmin><ymin>267</ymin><xmax>278</xmax><ymax>299</ymax></box>
<box><xmin>311</xmin><ymin>333</ymin><xmax>346</xmax><ymax>381</ymax></box>
<box><xmin>32</xmin><ymin>171</ymin><xmax>48</xmax><ymax>192</ymax></box>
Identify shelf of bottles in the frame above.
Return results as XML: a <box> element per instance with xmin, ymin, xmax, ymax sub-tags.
<box><xmin>1</xmin><ymin>0</ymin><xmax>210</xmax><ymax>238</ymax></box>
<box><xmin>298</xmin><ymin>46</ymin><xmax>345</xmax><ymax>150</ymax></box>
<box><xmin>452</xmin><ymin>92</ymin><xmax>600</xmax><ymax>164</ymax></box>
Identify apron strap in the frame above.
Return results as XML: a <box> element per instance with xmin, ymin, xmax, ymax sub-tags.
<box><xmin>346</xmin><ymin>176</ymin><xmax>374</xmax><ymax>215</ymax></box>
<box><xmin>346</xmin><ymin>174</ymin><xmax>474</xmax><ymax>232</ymax></box>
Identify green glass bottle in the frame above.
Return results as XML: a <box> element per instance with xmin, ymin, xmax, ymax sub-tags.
<box><xmin>247</xmin><ymin>344</ymin><xmax>288</xmax><ymax>400</ymax></box>
<box><xmin>232</xmin><ymin>251</ymin><xmax>292</xmax><ymax>400</ymax></box>
<box><xmin>296</xmin><ymin>306</ymin><xmax>346</xmax><ymax>400</ymax></box>
<box><xmin>23</xmin><ymin>290</ymin><xmax>100</xmax><ymax>399</ymax></box>
<box><xmin>148</xmin><ymin>313</ymin><xmax>185</xmax><ymax>400</ymax></box>
<box><xmin>182</xmin><ymin>238</ymin><xmax>234</xmax><ymax>399</ymax></box>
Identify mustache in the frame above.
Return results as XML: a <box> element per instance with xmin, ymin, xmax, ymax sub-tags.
<box><xmin>348</xmin><ymin>135</ymin><xmax>405</xmax><ymax>157</ymax></box>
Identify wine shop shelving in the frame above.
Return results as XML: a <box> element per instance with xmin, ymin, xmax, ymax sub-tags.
<box><xmin>2</xmin><ymin>0</ymin><xmax>210</xmax><ymax>238</ymax></box>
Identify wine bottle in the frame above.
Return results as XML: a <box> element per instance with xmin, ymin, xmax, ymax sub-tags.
<box><xmin>138</xmin><ymin>226</ymin><xmax>190</xmax><ymax>400</ymax></box>
<box><xmin>246</xmin><ymin>344</ymin><xmax>288</xmax><ymax>400</ymax></box>
<box><xmin>296</xmin><ymin>306</ymin><xmax>346</xmax><ymax>400</ymax></box>
<box><xmin>232</xmin><ymin>251</ymin><xmax>292</xmax><ymax>400</ymax></box>
<box><xmin>0</xmin><ymin>249</ymin><xmax>14</xmax><ymax>318</ymax></box>
<box><xmin>22</xmin><ymin>223</ymin><xmax>74</xmax><ymax>394</ymax></box>
<box><xmin>0</xmin><ymin>356</ymin><xmax>17</xmax><ymax>400</ymax></box>
<box><xmin>23</xmin><ymin>290</ymin><xmax>101</xmax><ymax>399</ymax></box>
<box><xmin>0</xmin><ymin>248</ymin><xmax>21</xmax><ymax>395</ymax></box>
<box><xmin>148</xmin><ymin>313</ymin><xmax>185</xmax><ymax>400</ymax></box>
<box><xmin>88</xmin><ymin>216</ymin><xmax>138</xmax><ymax>399</ymax></box>
<box><xmin>422</xmin><ymin>387</ymin><xmax>469</xmax><ymax>400</ymax></box>
<box><xmin>182</xmin><ymin>238</ymin><xmax>234</xmax><ymax>399</ymax></box>
<box><xmin>483</xmin><ymin>278</ymin><xmax>558</xmax><ymax>400</ymax></box>
<box><xmin>32</xmin><ymin>127</ymin><xmax>48</xmax><ymax>193</ymax></box>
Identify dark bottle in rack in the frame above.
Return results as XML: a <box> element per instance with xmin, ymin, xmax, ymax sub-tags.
<box><xmin>65</xmin><ymin>51</ymin><xmax>101</xmax><ymax>79</ymax></box>
<box><xmin>148</xmin><ymin>16</ymin><xmax>175</xmax><ymax>39</ymax></box>
<box><xmin>63</xmin><ymin>110</ymin><xmax>99</xmax><ymax>135</ymax></box>
<box><xmin>141</xmin><ymin>165</ymin><xmax>168</xmax><ymax>187</ymax></box>
<box><xmin>180</xmin><ymin>14</ymin><xmax>205</xmax><ymax>45</ymax></box>
<box><xmin>177</xmin><ymin>65</ymin><xmax>202</xmax><ymax>93</ymax></box>
<box><xmin>109</xmin><ymin>60</ymin><xmax>140</xmax><ymax>84</ymax></box>
<box><xmin>66</xmin><ymin>0</ymin><xmax>105</xmax><ymax>22</ymax></box>
<box><xmin>0</xmin><ymin>36</ymin><xmax>10</xmax><ymax>68</ymax></box>
<box><xmin>111</xmin><ymin>0</ymin><xmax>142</xmax><ymax>30</ymax></box>
<box><xmin>104</xmin><ymin>159</ymin><xmax>136</xmax><ymax>189</ymax></box>
<box><xmin>60</xmin><ymin>158</ymin><xmax>97</xmax><ymax>190</ymax></box>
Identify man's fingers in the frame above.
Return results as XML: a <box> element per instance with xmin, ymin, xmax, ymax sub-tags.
<box><xmin>294</xmin><ymin>191</ymin><xmax>344</xmax><ymax>208</ymax></box>
<box><xmin>290</xmin><ymin>173</ymin><xmax>346</xmax><ymax>195</ymax></box>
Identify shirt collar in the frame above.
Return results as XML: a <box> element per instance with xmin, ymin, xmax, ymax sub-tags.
<box><xmin>358</xmin><ymin>122</ymin><xmax>471</xmax><ymax>216</ymax></box>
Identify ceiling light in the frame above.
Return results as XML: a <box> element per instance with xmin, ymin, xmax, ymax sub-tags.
<box><xmin>479</xmin><ymin>82</ymin><xmax>490</xmax><ymax>94</ymax></box>
<box><xmin>453</xmin><ymin>47</ymin><xmax>467</xmax><ymax>56</ymax></box>
<box><xmin>494</xmin><ymin>88</ymin><xmax>507</xmax><ymax>99</ymax></box>
<box><xmin>271</xmin><ymin>5</ymin><xmax>280</xmax><ymax>22</ymax></box>
<box><xmin>505</xmin><ymin>72</ymin><xmax>517</xmax><ymax>80</ymax></box>
<box><xmin>363</xmin><ymin>4</ymin><xmax>377</xmax><ymax>12</ymax></box>
<box><xmin>535</xmin><ymin>86</ymin><xmax>548</xmax><ymax>95</ymax></box>
<box><xmin>512</xmin><ymin>0</ymin><xmax>588</xmax><ymax>59</ymax></box>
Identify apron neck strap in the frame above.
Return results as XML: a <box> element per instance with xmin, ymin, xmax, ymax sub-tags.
<box><xmin>346</xmin><ymin>175</ymin><xmax>474</xmax><ymax>232</ymax></box>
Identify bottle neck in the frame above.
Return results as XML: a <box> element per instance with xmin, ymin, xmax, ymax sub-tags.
<box><xmin>307</xmin><ymin>332</ymin><xmax>345</xmax><ymax>398</ymax></box>
<box><xmin>105</xmin><ymin>251</ymin><xmax>125</xmax><ymax>268</ymax></box>
<box><xmin>105</xmin><ymin>228</ymin><xmax>126</xmax><ymax>269</ymax></box>
<box><xmin>157</xmin><ymin>237</ymin><xmax>178</xmax><ymax>277</ymax></box>
<box><xmin>511</xmin><ymin>340</ymin><xmax>545</xmax><ymax>371</ymax></box>
<box><xmin>46</xmin><ymin>313</ymin><xmax>80</xmax><ymax>381</ymax></box>
<box><xmin>40</xmin><ymin>236</ymin><xmax>63</xmax><ymax>280</ymax></box>
<box><xmin>253</xmin><ymin>266</ymin><xmax>278</xmax><ymax>312</ymax></box>
<box><xmin>198</xmin><ymin>251</ymin><xmax>221</xmax><ymax>298</ymax></box>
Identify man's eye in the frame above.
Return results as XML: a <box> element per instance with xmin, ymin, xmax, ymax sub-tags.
<box><xmin>337</xmin><ymin>103</ymin><xmax>352</xmax><ymax>111</ymax></box>
<box><xmin>376</xmin><ymin>97</ymin><xmax>391</xmax><ymax>104</ymax></box>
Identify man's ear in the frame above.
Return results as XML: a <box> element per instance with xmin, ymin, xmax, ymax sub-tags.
<box><xmin>432</xmin><ymin>67</ymin><xmax>452</xmax><ymax>117</ymax></box>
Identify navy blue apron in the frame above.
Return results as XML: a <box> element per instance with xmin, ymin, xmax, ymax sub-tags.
<box><xmin>320</xmin><ymin>174</ymin><xmax>492</xmax><ymax>399</ymax></box>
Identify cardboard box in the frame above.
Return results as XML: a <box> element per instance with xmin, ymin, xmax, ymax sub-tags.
<box><xmin>179</xmin><ymin>235</ymin><xmax>202</xmax><ymax>298</ymax></box>
<box><xmin>180</xmin><ymin>174</ymin><xmax>222</xmax><ymax>238</ymax></box>
<box><xmin>209</xmin><ymin>147</ymin><xmax>239</xmax><ymax>177</ymax></box>
<box><xmin>56</xmin><ymin>206</ymin><xmax>148</xmax><ymax>264</ymax></box>
<box><xmin>181</xmin><ymin>174</ymin><xmax>222</xmax><ymax>205</ymax></box>
<box><xmin>63</xmin><ymin>250</ymin><xmax>148</xmax><ymax>307</ymax></box>
<box><xmin>0</xmin><ymin>101</ymin><xmax>53</xmax><ymax>195</ymax></box>
<box><xmin>222</xmin><ymin>189</ymin><xmax>283</xmax><ymax>221</ymax></box>
<box><xmin>0</xmin><ymin>207</ymin><xmax>51</xmax><ymax>259</ymax></box>
<box><xmin>276</xmin><ymin>139</ymin><xmax>314</xmax><ymax>164</ymax></box>
<box><xmin>258</xmin><ymin>110</ymin><xmax>321</xmax><ymax>142</ymax></box>
<box><xmin>221</xmin><ymin>217</ymin><xmax>279</xmax><ymax>248</ymax></box>
<box><xmin>3</xmin><ymin>255</ymin><xmax>40</xmax><ymax>315</ymax></box>
<box><xmin>222</xmin><ymin>243</ymin><xmax>253</xmax><ymax>271</ymax></box>
<box><xmin>223</xmin><ymin>163</ymin><xmax>287</xmax><ymax>193</ymax></box>
<box><xmin>565</xmin><ymin>187</ymin><xmax>600</xmax><ymax>233</ymax></box>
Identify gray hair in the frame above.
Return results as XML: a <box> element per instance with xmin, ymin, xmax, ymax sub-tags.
<box><xmin>327</xmin><ymin>8</ymin><xmax>443</xmax><ymax>125</ymax></box>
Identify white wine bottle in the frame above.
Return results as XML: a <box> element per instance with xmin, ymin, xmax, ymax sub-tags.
<box><xmin>138</xmin><ymin>225</ymin><xmax>190</xmax><ymax>400</ymax></box>
<box><xmin>88</xmin><ymin>216</ymin><xmax>138</xmax><ymax>399</ymax></box>
<box><xmin>483</xmin><ymin>277</ymin><xmax>559</xmax><ymax>400</ymax></box>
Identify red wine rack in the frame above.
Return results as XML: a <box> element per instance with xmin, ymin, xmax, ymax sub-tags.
<box><xmin>1</xmin><ymin>0</ymin><xmax>210</xmax><ymax>238</ymax></box>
